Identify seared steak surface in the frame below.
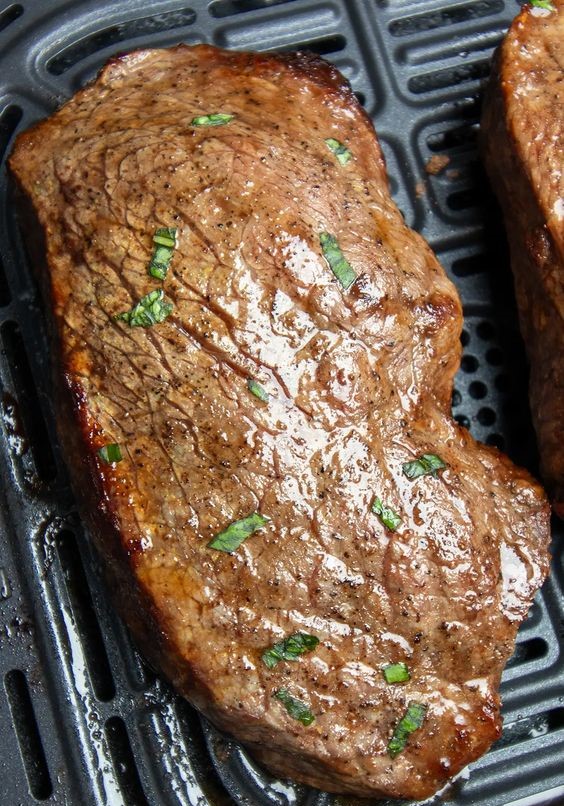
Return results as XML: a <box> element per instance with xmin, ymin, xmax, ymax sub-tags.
<box><xmin>9</xmin><ymin>45</ymin><xmax>550</xmax><ymax>800</ymax></box>
<box><xmin>482</xmin><ymin>0</ymin><xmax>564</xmax><ymax>515</ymax></box>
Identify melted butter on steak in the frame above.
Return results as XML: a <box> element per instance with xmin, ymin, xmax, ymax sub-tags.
<box><xmin>9</xmin><ymin>45</ymin><xmax>550</xmax><ymax>800</ymax></box>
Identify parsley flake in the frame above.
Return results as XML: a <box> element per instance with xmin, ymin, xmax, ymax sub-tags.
<box><xmin>208</xmin><ymin>512</ymin><xmax>269</xmax><ymax>553</ymax></box>
<box><xmin>274</xmin><ymin>689</ymin><xmax>315</xmax><ymax>726</ymax></box>
<box><xmin>262</xmin><ymin>633</ymin><xmax>319</xmax><ymax>669</ymax></box>
<box><xmin>115</xmin><ymin>289</ymin><xmax>173</xmax><ymax>328</ymax></box>
<box><xmin>402</xmin><ymin>453</ymin><xmax>446</xmax><ymax>480</ymax></box>
<box><xmin>319</xmin><ymin>232</ymin><xmax>357</xmax><ymax>290</ymax></box>
<box><xmin>372</xmin><ymin>497</ymin><xmax>402</xmax><ymax>531</ymax></box>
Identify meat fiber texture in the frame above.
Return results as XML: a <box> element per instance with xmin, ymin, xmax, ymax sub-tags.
<box><xmin>9</xmin><ymin>46</ymin><xmax>551</xmax><ymax>800</ymax></box>
<box><xmin>481</xmin><ymin>0</ymin><xmax>564</xmax><ymax>516</ymax></box>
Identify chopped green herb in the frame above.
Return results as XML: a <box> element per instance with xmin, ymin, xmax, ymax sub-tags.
<box><xmin>372</xmin><ymin>497</ymin><xmax>402</xmax><ymax>531</ymax></box>
<box><xmin>530</xmin><ymin>0</ymin><xmax>555</xmax><ymax>10</ymax></box>
<box><xmin>382</xmin><ymin>662</ymin><xmax>410</xmax><ymax>684</ymax></box>
<box><xmin>319</xmin><ymin>232</ymin><xmax>357</xmax><ymax>290</ymax></box>
<box><xmin>98</xmin><ymin>443</ymin><xmax>123</xmax><ymax>464</ymax></box>
<box><xmin>262</xmin><ymin>633</ymin><xmax>319</xmax><ymax>669</ymax></box>
<box><xmin>387</xmin><ymin>702</ymin><xmax>427</xmax><ymax>758</ymax></box>
<box><xmin>116</xmin><ymin>289</ymin><xmax>173</xmax><ymax>328</ymax></box>
<box><xmin>149</xmin><ymin>227</ymin><xmax>177</xmax><ymax>281</ymax></box>
<box><xmin>153</xmin><ymin>228</ymin><xmax>176</xmax><ymax>248</ymax></box>
<box><xmin>402</xmin><ymin>453</ymin><xmax>446</xmax><ymax>480</ymax></box>
<box><xmin>274</xmin><ymin>689</ymin><xmax>315</xmax><ymax>726</ymax></box>
<box><xmin>247</xmin><ymin>378</ymin><xmax>269</xmax><ymax>403</ymax></box>
<box><xmin>208</xmin><ymin>512</ymin><xmax>269</xmax><ymax>553</ymax></box>
<box><xmin>324</xmin><ymin>138</ymin><xmax>352</xmax><ymax>166</ymax></box>
<box><xmin>191</xmin><ymin>113</ymin><xmax>235</xmax><ymax>127</ymax></box>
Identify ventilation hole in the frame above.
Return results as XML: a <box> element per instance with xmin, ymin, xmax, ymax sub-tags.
<box><xmin>0</xmin><ymin>253</ymin><xmax>11</xmax><ymax>306</ymax></box>
<box><xmin>408</xmin><ymin>60</ymin><xmax>490</xmax><ymax>95</ymax></box>
<box><xmin>176</xmin><ymin>699</ymin><xmax>229</xmax><ymax>802</ymax></box>
<box><xmin>485</xmin><ymin>347</ymin><xmax>503</xmax><ymax>366</ymax></box>
<box><xmin>4</xmin><ymin>670</ymin><xmax>53</xmax><ymax>800</ymax></box>
<box><xmin>138</xmin><ymin>656</ymin><xmax>157</xmax><ymax>688</ymax></box>
<box><xmin>115</xmin><ymin>619</ymin><xmax>156</xmax><ymax>692</ymax></box>
<box><xmin>455</xmin><ymin>414</ymin><xmax>470</xmax><ymax>429</ymax></box>
<box><xmin>0</xmin><ymin>3</ymin><xmax>23</xmax><ymax>33</ymax></box>
<box><xmin>452</xmin><ymin>388</ymin><xmax>462</xmax><ymax>407</ymax></box>
<box><xmin>447</xmin><ymin>186</ymin><xmax>481</xmax><ymax>211</ymax></box>
<box><xmin>277</xmin><ymin>35</ymin><xmax>347</xmax><ymax>56</ymax></box>
<box><xmin>0</xmin><ymin>321</ymin><xmax>56</xmax><ymax>482</ymax></box>
<box><xmin>105</xmin><ymin>717</ymin><xmax>149</xmax><ymax>806</ymax></box>
<box><xmin>57</xmin><ymin>530</ymin><xmax>115</xmax><ymax>702</ymax></box>
<box><xmin>547</xmin><ymin>708</ymin><xmax>564</xmax><ymax>731</ymax></box>
<box><xmin>389</xmin><ymin>0</ymin><xmax>503</xmax><ymax>36</ymax></box>
<box><xmin>461</xmin><ymin>354</ymin><xmax>479</xmax><ymax>373</ymax></box>
<box><xmin>506</xmin><ymin>637</ymin><xmax>548</xmax><ymax>668</ymax></box>
<box><xmin>469</xmin><ymin>380</ymin><xmax>487</xmax><ymax>399</ymax></box>
<box><xmin>477</xmin><ymin>407</ymin><xmax>496</xmax><ymax>426</ymax></box>
<box><xmin>46</xmin><ymin>8</ymin><xmax>197</xmax><ymax>75</ymax></box>
<box><xmin>452</xmin><ymin>253</ymin><xmax>484</xmax><ymax>278</ymax></box>
<box><xmin>476</xmin><ymin>320</ymin><xmax>495</xmax><ymax>340</ymax></box>
<box><xmin>427</xmin><ymin>122</ymin><xmax>479</xmax><ymax>153</ymax></box>
<box><xmin>0</xmin><ymin>104</ymin><xmax>23</xmax><ymax>163</ymax></box>
<box><xmin>486</xmin><ymin>432</ymin><xmax>505</xmax><ymax>450</ymax></box>
<box><xmin>495</xmin><ymin>373</ymin><xmax>509</xmax><ymax>392</ymax></box>
<box><xmin>496</xmin><ymin>708</ymin><xmax>564</xmax><ymax>750</ymax></box>
<box><xmin>209</xmin><ymin>0</ymin><xmax>298</xmax><ymax>17</ymax></box>
<box><xmin>460</xmin><ymin>329</ymin><xmax>470</xmax><ymax>347</ymax></box>
<box><xmin>354</xmin><ymin>91</ymin><xmax>366</xmax><ymax>107</ymax></box>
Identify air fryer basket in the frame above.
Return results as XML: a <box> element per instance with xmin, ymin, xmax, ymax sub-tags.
<box><xmin>0</xmin><ymin>1</ymin><xmax>562</xmax><ymax>804</ymax></box>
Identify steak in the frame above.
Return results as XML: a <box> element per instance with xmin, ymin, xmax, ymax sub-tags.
<box><xmin>9</xmin><ymin>45</ymin><xmax>551</xmax><ymax>800</ymax></box>
<box><xmin>481</xmin><ymin>0</ymin><xmax>564</xmax><ymax>516</ymax></box>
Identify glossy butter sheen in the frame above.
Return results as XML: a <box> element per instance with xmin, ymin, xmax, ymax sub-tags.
<box><xmin>9</xmin><ymin>45</ymin><xmax>551</xmax><ymax>800</ymax></box>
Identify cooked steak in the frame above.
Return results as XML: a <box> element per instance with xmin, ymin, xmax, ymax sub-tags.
<box><xmin>9</xmin><ymin>45</ymin><xmax>550</xmax><ymax>800</ymax></box>
<box><xmin>481</xmin><ymin>0</ymin><xmax>564</xmax><ymax>516</ymax></box>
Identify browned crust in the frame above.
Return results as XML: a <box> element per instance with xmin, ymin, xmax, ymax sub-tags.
<box><xmin>6</xmin><ymin>41</ymin><xmax>396</xmax><ymax>756</ymax></box>
<box><xmin>13</xmin><ymin>44</ymin><xmax>384</xmax><ymax>182</ymax></box>
<box><xmin>7</xmin><ymin>42</ymin><xmax>551</xmax><ymax>800</ymax></box>
<box><xmin>8</xmin><ymin>165</ymin><xmax>219</xmax><ymax>714</ymax></box>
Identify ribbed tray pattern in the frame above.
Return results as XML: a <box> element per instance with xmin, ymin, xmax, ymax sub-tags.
<box><xmin>0</xmin><ymin>2</ymin><xmax>562</xmax><ymax>804</ymax></box>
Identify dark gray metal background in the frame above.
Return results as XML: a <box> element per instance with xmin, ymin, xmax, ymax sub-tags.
<box><xmin>0</xmin><ymin>1</ymin><xmax>562</xmax><ymax>804</ymax></box>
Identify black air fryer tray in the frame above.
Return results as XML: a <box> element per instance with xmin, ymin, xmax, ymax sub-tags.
<box><xmin>0</xmin><ymin>1</ymin><xmax>563</xmax><ymax>804</ymax></box>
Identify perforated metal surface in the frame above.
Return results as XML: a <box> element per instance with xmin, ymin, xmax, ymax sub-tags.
<box><xmin>0</xmin><ymin>1</ymin><xmax>563</xmax><ymax>804</ymax></box>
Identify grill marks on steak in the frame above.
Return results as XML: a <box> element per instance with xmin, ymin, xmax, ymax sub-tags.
<box><xmin>481</xmin><ymin>1</ymin><xmax>564</xmax><ymax>515</ymax></box>
<box><xmin>9</xmin><ymin>45</ymin><xmax>550</xmax><ymax>800</ymax></box>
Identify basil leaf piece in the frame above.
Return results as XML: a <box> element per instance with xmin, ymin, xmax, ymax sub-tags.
<box><xmin>319</xmin><ymin>232</ymin><xmax>357</xmax><ymax>290</ymax></box>
<box><xmin>402</xmin><ymin>453</ymin><xmax>446</xmax><ymax>480</ymax></box>
<box><xmin>324</xmin><ymin>137</ymin><xmax>352</xmax><ymax>166</ymax></box>
<box><xmin>116</xmin><ymin>289</ymin><xmax>173</xmax><ymax>328</ymax></box>
<box><xmin>274</xmin><ymin>689</ymin><xmax>315</xmax><ymax>726</ymax></box>
<box><xmin>371</xmin><ymin>497</ymin><xmax>402</xmax><ymax>531</ymax></box>
<box><xmin>382</xmin><ymin>662</ymin><xmax>410</xmax><ymax>684</ymax></box>
<box><xmin>208</xmin><ymin>512</ymin><xmax>269</xmax><ymax>553</ymax></box>
<box><xmin>191</xmin><ymin>113</ymin><xmax>235</xmax><ymax>127</ymax></box>
<box><xmin>387</xmin><ymin>702</ymin><xmax>427</xmax><ymax>758</ymax></box>
<box><xmin>262</xmin><ymin>633</ymin><xmax>319</xmax><ymax>669</ymax></box>
<box><xmin>247</xmin><ymin>378</ymin><xmax>269</xmax><ymax>403</ymax></box>
<box><xmin>149</xmin><ymin>227</ymin><xmax>177</xmax><ymax>280</ymax></box>
<box><xmin>98</xmin><ymin>443</ymin><xmax>122</xmax><ymax>464</ymax></box>
<box><xmin>531</xmin><ymin>0</ymin><xmax>555</xmax><ymax>10</ymax></box>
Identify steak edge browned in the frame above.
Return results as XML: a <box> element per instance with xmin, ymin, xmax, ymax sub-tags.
<box><xmin>9</xmin><ymin>45</ymin><xmax>551</xmax><ymax>800</ymax></box>
<box><xmin>481</xmin><ymin>0</ymin><xmax>564</xmax><ymax>516</ymax></box>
